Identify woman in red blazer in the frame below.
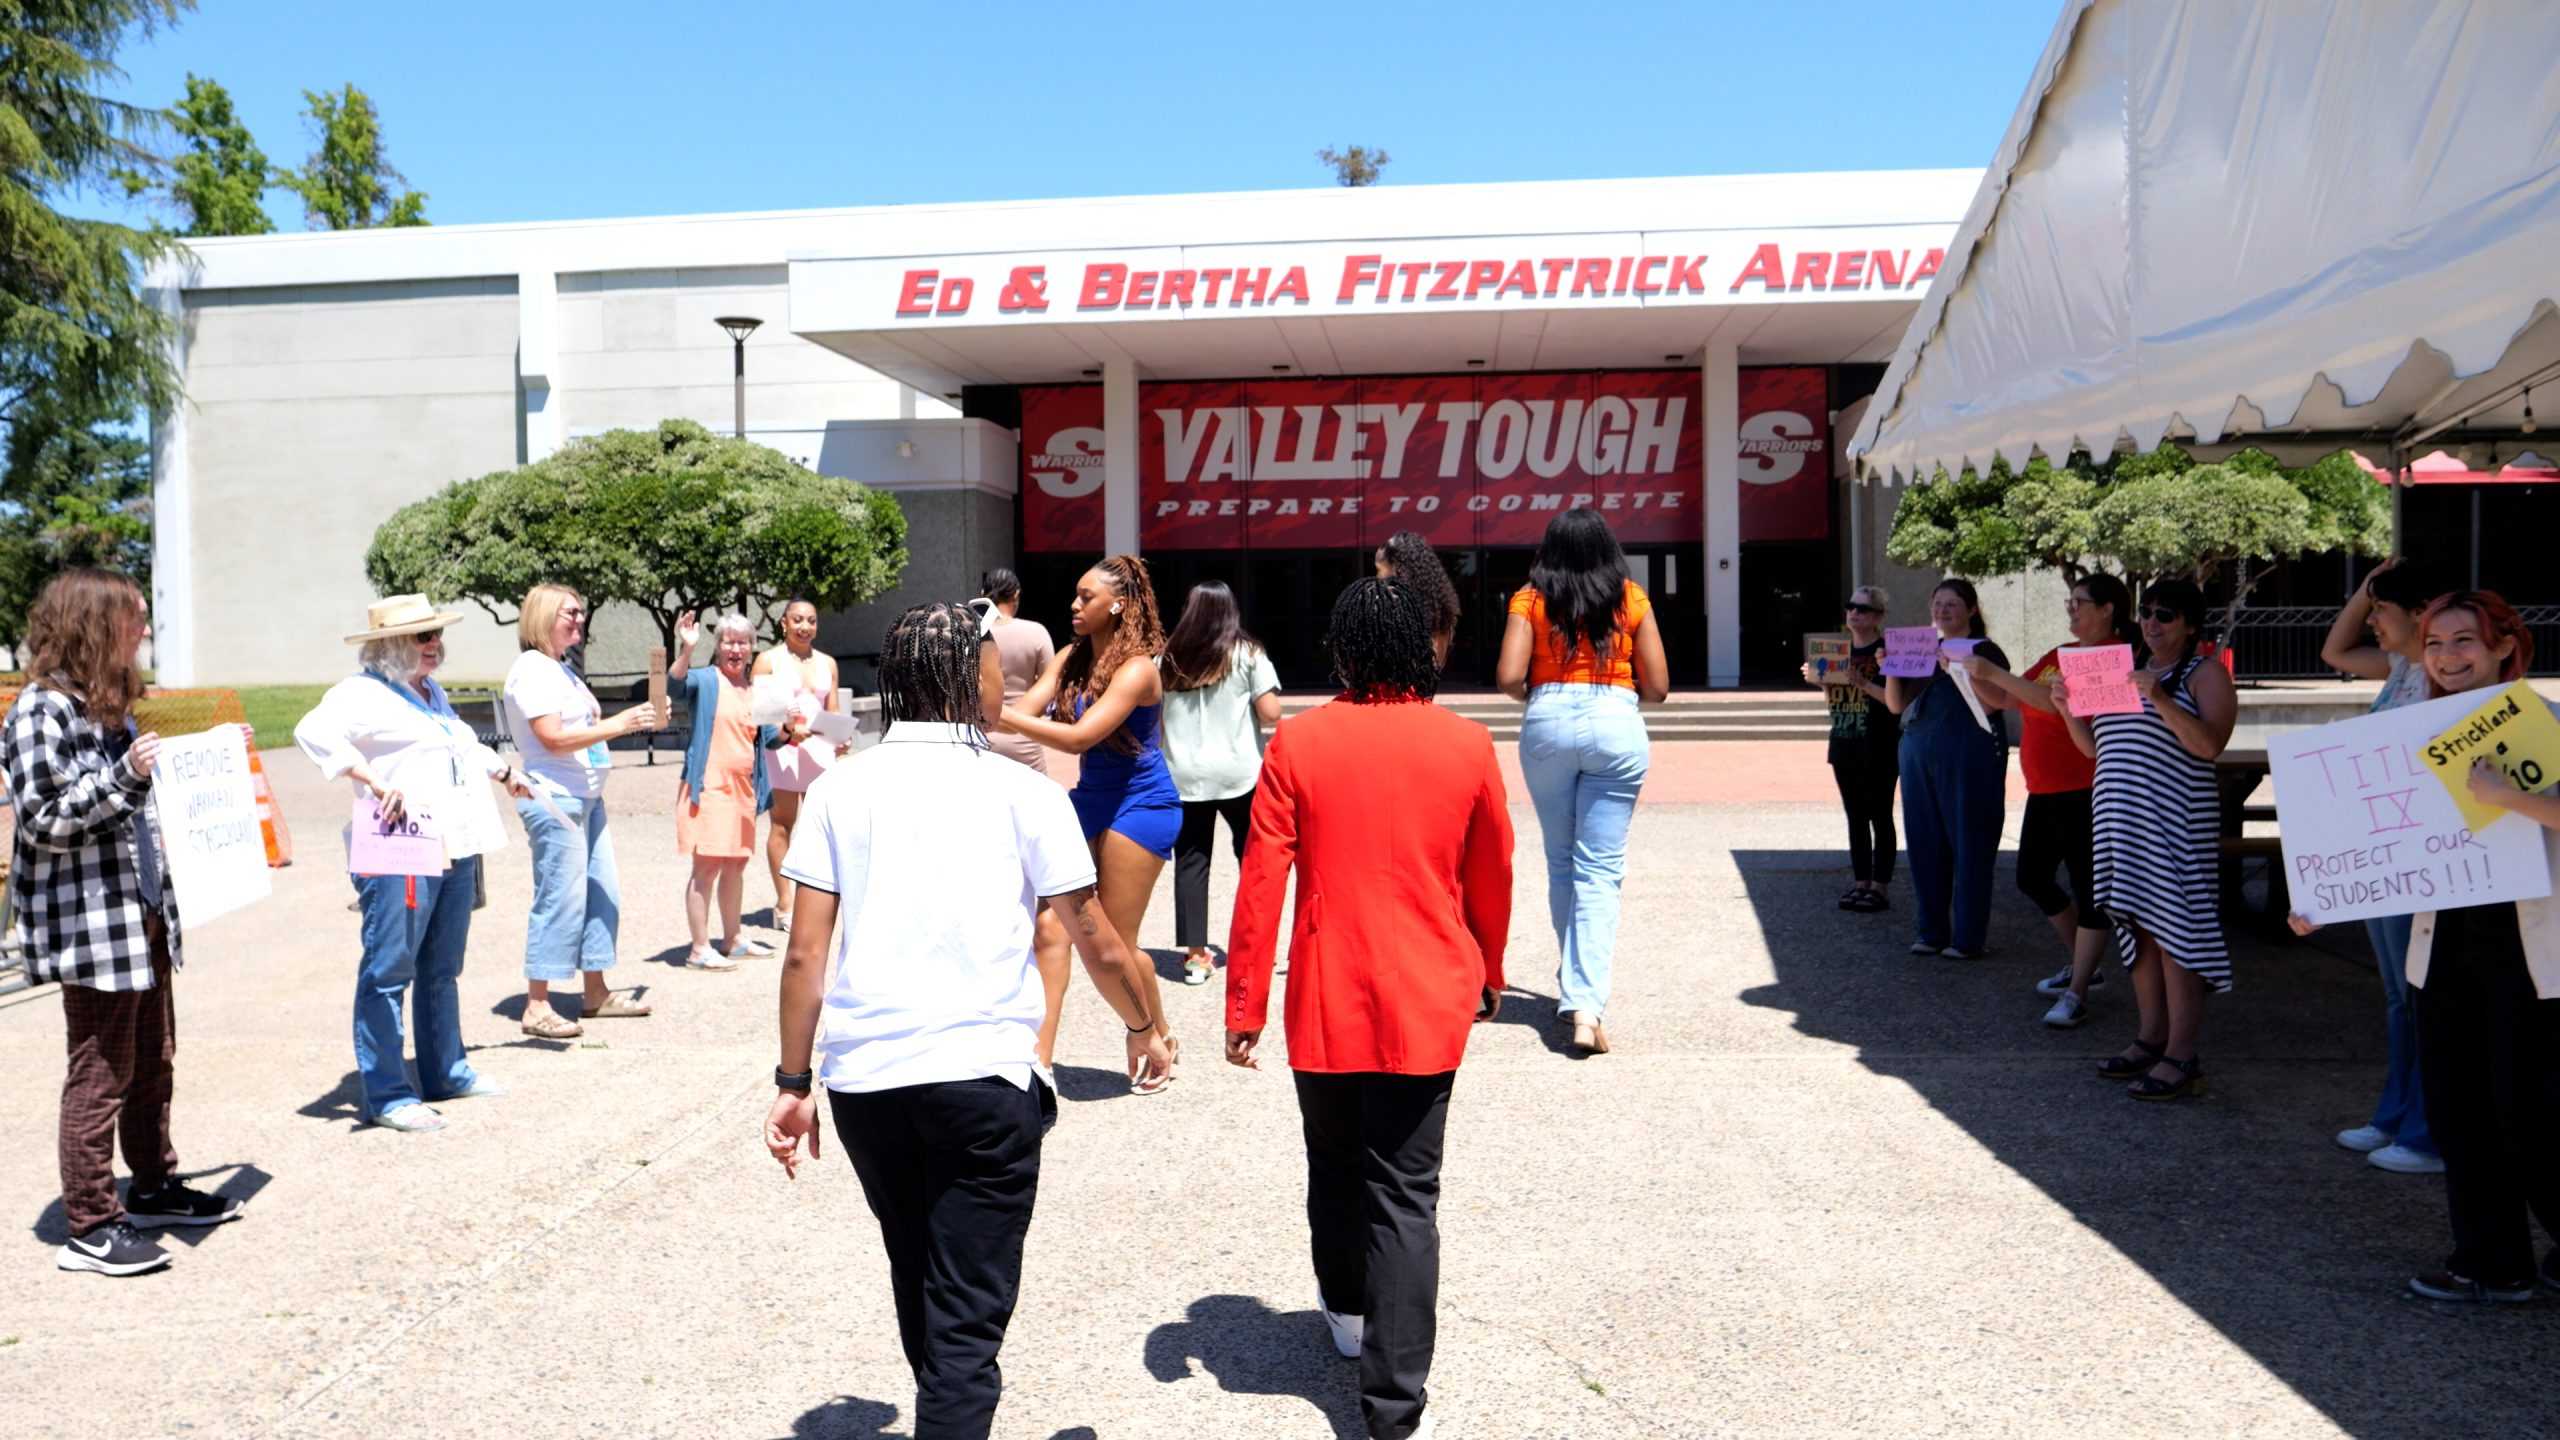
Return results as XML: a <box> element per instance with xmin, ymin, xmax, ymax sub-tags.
<box><xmin>1226</xmin><ymin>577</ymin><xmax>1513</xmax><ymax>1440</ymax></box>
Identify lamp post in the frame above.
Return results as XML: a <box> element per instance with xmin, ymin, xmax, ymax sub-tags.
<box><xmin>715</xmin><ymin>315</ymin><xmax>763</xmax><ymax>438</ymax></box>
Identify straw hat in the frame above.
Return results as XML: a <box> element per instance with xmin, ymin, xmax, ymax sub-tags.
<box><xmin>344</xmin><ymin>594</ymin><xmax>466</xmax><ymax>643</ymax></box>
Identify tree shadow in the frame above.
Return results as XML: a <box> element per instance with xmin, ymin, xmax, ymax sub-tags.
<box><xmin>30</xmin><ymin>1163</ymin><xmax>272</xmax><ymax>1246</ymax></box>
<box><xmin>1143</xmin><ymin>1293</ymin><xmax>1362</xmax><ymax>1440</ymax></box>
<box><xmin>1729</xmin><ymin>847</ymin><xmax>2554</xmax><ymax>1439</ymax></box>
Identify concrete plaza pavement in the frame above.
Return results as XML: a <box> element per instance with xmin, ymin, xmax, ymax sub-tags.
<box><xmin>1</xmin><ymin>738</ymin><xmax>2552</xmax><ymax>1439</ymax></box>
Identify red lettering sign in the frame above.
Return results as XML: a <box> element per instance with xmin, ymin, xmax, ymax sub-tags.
<box><xmin>1019</xmin><ymin>371</ymin><xmax>1703</xmax><ymax>552</ymax></box>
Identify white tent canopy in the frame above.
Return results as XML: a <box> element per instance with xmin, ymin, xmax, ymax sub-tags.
<box><xmin>1849</xmin><ymin>0</ymin><xmax>2560</xmax><ymax>484</ymax></box>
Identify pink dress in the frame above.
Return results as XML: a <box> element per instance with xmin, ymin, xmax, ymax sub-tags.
<box><xmin>677</xmin><ymin>679</ymin><xmax>758</xmax><ymax>859</ymax></box>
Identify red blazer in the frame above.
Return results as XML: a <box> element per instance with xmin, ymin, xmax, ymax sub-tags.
<box><xmin>1226</xmin><ymin>696</ymin><xmax>1514</xmax><ymax>1075</ymax></box>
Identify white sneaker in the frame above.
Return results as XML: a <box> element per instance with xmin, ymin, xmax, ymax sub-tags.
<box><xmin>2041</xmin><ymin>991</ymin><xmax>2088</xmax><ymax>1028</ymax></box>
<box><xmin>2369</xmin><ymin>1143</ymin><xmax>2446</xmax><ymax>1175</ymax></box>
<box><xmin>1322</xmin><ymin>1308</ymin><xmax>1363</xmax><ymax>1359</ymax></box>
<box><xmin>2334</xmin><ymin>1124</ymin><xmax>2392</xmax><ymax>1153</ymax></box>
<box><xmin>370</xmin><ymin>1104</ymin><xmax>445</xmax><ymax>1133</ymax></box>
<box><xmin>2035</xmin><ymin>965</ymin><xmax>2106</xmax><ymax>996</ymax></box>
<box><xmin>689</xmin><ymin>947</ymin><xmax>740</xmax><ymax>972</ymax></box>
<box><xmin>436</xmin><ymin>1075</ymin><xmax>506</xmax><ymax>1102</ymax></box>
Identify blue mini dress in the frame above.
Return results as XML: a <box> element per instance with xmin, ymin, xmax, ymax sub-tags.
<box><xmin>1068</xmin><ymin>695</ymin><xmax>1183</xmax><ymax>860</ymax></box>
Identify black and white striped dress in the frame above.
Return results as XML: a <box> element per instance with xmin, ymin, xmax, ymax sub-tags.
<box><xmin>2090</xmin><ymin>653</ymin><xmax>2230</xmax><ymax>990</ymax></box>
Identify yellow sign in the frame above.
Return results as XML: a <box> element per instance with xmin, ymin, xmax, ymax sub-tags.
<box><xmin>2422</xmin><ymin>680</ymin><xmax>2560</xmax><ymax>833</ymax></box>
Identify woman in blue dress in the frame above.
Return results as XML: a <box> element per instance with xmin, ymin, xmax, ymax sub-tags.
<box><xmin>1000</xmin><ymin>554</ymin><xmax>1182</xmax><ymax>1091</ymax></box>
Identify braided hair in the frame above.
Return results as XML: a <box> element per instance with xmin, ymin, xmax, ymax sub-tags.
<box><xmin>1327</xmin><ymin>578</ymin><xmax>1439</xmax><ymax>703</ymax></box>
<box><xmin>877</xmin><ymin>601</ymin><xmax>987</xmax><ymax>734</ymax></box>
<box><xmin>1053</xmin><ymin>554</ymin><xmax>1167</xmax><ymax>754</ymax></box>
<box><xmin>1377</xmin><ymin>531</ymin><xmax>1461</xmax><ymax>648</ymax></box>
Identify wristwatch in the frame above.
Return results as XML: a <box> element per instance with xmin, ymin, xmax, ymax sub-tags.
<box><xmin>773</xmin><ymin>1066</ymin><xmax>813</xmax><ymax>1093</ymax></box>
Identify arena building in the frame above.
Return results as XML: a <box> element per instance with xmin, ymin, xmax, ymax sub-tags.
<box><xmin>149</xmin><ymin>169</ymin><xmax>1974</xmax><ymax>688</ymax></box>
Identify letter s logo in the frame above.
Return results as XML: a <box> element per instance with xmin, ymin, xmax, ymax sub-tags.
<box><xmin>1738</xmin><ymin>409</ymin><xmax>1813</xmax><ymax>484</ymax></box>
<box><xmin>1030</xmin><ymin>426</ymin><xmax>1106</xmax><ymax>499</ymax></box>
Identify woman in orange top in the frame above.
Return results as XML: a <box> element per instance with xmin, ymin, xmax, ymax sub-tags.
<box><xmin>1496</xmin><ymin>508</ymin><xmax>1669</xmax><ymax>1056</ymax></box>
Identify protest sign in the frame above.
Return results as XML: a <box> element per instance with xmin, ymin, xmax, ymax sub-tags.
<box><xmin>1804</xmin><ymin>633</ymin><xmax>1855</xmax><ymax>690</ymax></box>
<box><xmin>2268</xmin><ymin>690</ymin><xmax>2554</xmax><ymax>924</ymax></box>
<box><xmin>647</xmin><ymin>646</ymin><xmax>669</xmax><ymax>729</ymax></box>
<box><xmin>2059</xmin><ymin>644</ymin><xmax>2141</xmax><ymax>717</ymax></box>
<box><xmin>349</xmin><ymin>795</ymin><xmax>446</xmax><ymax>877</ymax></box>
<box><xmin>2418</xmin><ymin>680</ymin><xmax>2560</xmax><ymax>833</ymax></box>
<box><xmin>1939</xmin><ymin>638</ymin><xmax>1992</xmax><ymax>732</ymax></box>
<box><xmin>1881</xmin><ymin>626</ymin><xmax>1939</xmax><ymax>678</ymax></box>
<box><xmin>151</xmin><ymin>725</ymin><xmax>270</xmax><ymax>927</ymax></box>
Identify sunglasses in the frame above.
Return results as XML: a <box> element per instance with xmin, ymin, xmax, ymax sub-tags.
<box><xmin>2139</xmin><ymin>606</ymin><xmax>2185</xmax><ymax>623</ymax></box>
<box><xmin>1845</xmin><ymin>601</ymin><xmax>1882</xmax><ymax>615</ymax></box>
<box><xmin>416</xmin><ymin>629</ymin><xmax>444</xmax><ymax>643</ymax></box>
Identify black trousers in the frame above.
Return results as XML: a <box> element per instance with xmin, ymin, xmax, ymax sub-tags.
<box><xmin>1173</xmin><ymin>790</ymin><xmax>1254</xmax><ymax>949</ymax></box>
<box><xmin>1295</xmin><ymin>1069</ymin><xmax>1455</xmax><ymax>1440</ymax></box>
<box><xmin>831</xmin><ymin>1077</ymin><xmax>1047</xmax><ymax>1440</ymax></box>
<box><xmin>2414</xmin><ymin>903</ymin><xmax>2560</xmax><ymax>1286</ymax></box>
<box><xmin>2016</xmin><ymin>787</ymin><xmax>2105</xmax><ymax>925</ymax></box>
<box><xmin>1829</xmin><ymin>747</ymin><xmax>1898</xmax><ymax>885</ymax></box>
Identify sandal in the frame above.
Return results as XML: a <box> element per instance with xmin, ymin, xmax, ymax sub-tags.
<box><xmin>521</xmin><ymin>1011</ymin><xmax>583</xmax><ymax>1040</ymax></box>
<box><xmin>2096</xmin><ymin>1038</ymin><xmax>2165</xmax><ymax>1080</ymax></box>
<box><xmin>584</xmin><ymin>991</ymin><xmax>654</xmax><ymax>1019</ymax></box>
<box><xmin>2129</xmin><ymin>1054</ymin><xmax>2207</xmax><ymax>1102</ymax></box>
<box><xmin>1132</xmin><ymin>1032</ymin><xmax>1182</xmax><ymax>1096</ymax></box>
<box><xmin>1182</xmin><ymin>957</ymin><xmax>1214</xmax><ymax>986</ymax></box>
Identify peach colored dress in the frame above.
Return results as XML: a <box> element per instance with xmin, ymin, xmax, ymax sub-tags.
<box><xmin>677</xmin><ymin>678</ymin><xmax>758</xmax><ymax>859</ymax></box>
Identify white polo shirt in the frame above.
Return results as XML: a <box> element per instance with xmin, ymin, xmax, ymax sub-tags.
<box><xmin>781</xmin><ymin>721</ymin><xmax>1098</xmax><ymax>1094</ymax></box>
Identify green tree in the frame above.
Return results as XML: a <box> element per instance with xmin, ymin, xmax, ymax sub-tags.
<box><xmin>0</xmin><ymin>0</ymin><xmax>188</xmax><ymax>429</ymax></box>
<box><xmin>1885</xmin><ymin>443</ymin><xmax>2389</xmax><ymax>615</ymax></box>
<box><xmin>0</xmin><ymin>399</ymin><xmax>154</xmax><ymax>652</ymax></box>
<box><xmin>119</xmin><ymin>72</ymin><xmax>273</xmax><ymax>236</ymax></box>
<box><xmin>280</xmin><ymin>84</ymin><xmax>425</xmax><ymax>230</ymax></box>
<box><xmin>365</xmin><ymin>420</ymin><xmax>908</xmax><ymax>653</ymax></box>
<box><xmin>1316</xmin><ymin>144</ymin><xmax>1389</xmax><ymax>186</ymax></box>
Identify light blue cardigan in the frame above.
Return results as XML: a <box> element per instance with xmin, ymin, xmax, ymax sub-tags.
<box><xmin>677</xmin><ymin>667</ymin><xmax>771</xmax><ymax>815</ymax></box>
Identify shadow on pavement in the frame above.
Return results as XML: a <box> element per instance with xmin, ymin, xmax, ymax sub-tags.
<box><xmin>1730</xmin><ymin>847</ymin><xmax>2554</xmax><ymax>1439</ymax></box>
<box><xmin>1052</xmin><ymin>1064</ymin><xmax>1133</xmax><ymax>1104</ymax></box>
<box><xmin>1482</xmin><ymin>985</ymin><xmax>1578</xmax><ymax>1057</ymax></box>
<box><xmin>1144</xmin><ymin>1294</ymin><xmax>1362</xmax><ymax>1440</ymax></box>
<box><xmin>29</xmin><ymin>1163</ymin><xmax>271</xmax><ymax>1246</ymax></box>
<box><xmin>778</xmin><ymin>1394</ymin><xmax>902</xmax><ymax>1438</ymax></box>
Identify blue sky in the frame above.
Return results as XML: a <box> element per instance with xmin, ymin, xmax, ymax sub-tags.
<box><xmin>93</xmin><ymin>0</ymin><xmax>2062</xmax><ymax>229</ymax></box>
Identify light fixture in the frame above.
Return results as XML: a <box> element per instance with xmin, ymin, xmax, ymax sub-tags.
<box><xmin>1663</xmin><ymin>353</ymin><xmax>1683</xmax><ymax>363</ymax></box>
<box><xmin>1466</xmin><ymin>358</ymin><xmax>1486</xmax><ymax>368</ymax></box>
<box><xmin>895</xmin><ymin>439</ymin><xmax>915</xmax><ymax>458</ymax></box>
<box><xmin>2524</xmin><ymin>385</ymin><xmax>2538</xmax><ymax>435</ymax></box>
<box><xmin>713</xmin><ymin>316</ymin><xmax>763</xmax><ymax>438</ymax></box>
<box><xmin>1081</xmin><ymin>367</ymin><xmax>1100</xmax><ymax>378</ymax></box>
<box><xmin>1271</xmin><ymin>363</ymin><xmax>1290</xmax><ymax>372</ymax></box>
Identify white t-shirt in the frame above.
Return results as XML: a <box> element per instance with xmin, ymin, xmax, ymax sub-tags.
<box><xmin>295</xmin><ymin>674</ymin><xmax>511</xmax><ymax>860</ymax></box>
<box><xmin>2370</xmin><ymin>653</ymin><xmax>2433</xmax><ymax>714</ymax></box>
<box><xmin>502</xmin><ymin>650</ymin><xmax>610</xmax><ymax>798</ymax></box>
<box><xmin>1159</xmin><ymin>644</ymin><xmax>1282</xmax><ymax>802</ymax></box>
<box><xmin>781</xmin><ymin>721</ymin><xmax>1099</xmax><ymax>1094</ymax></box>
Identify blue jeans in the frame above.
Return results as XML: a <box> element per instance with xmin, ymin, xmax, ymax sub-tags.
<box><xmin>1520</xmin><ymin>685</ymin><xmax>1650</xmax><ymax>1020</ymax></box>
<box><xmin>1898</xmin><ymin>724</ymin><xmax>2005</xmax><ymax>953</ymax></box>
<box><xmin>2364</xmin><ymin>913</ymin><xmax>2434</xmax><ymax>1154</ymax></box>
<box><xmin>517</xmin><ymin>792</ymin><xmax>621</xmax><ymax>982</ymax></box>
<box><xmin>352</xmin><ymin>856</ymin><xmax>479</xmax><ymax>1120</ymax></box>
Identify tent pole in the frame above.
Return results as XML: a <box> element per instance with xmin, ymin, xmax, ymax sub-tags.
<box><xmin>2388</xmin><ymin>444</ymin><xmax>2406</xmax><ymax>558</ymax></box>
<box><xmin>1848</xmin><ymin>467</ymin><xmax>1867</xmax><ymax>591</ymax></box>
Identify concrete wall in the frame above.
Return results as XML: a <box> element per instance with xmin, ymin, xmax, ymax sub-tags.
<box><xmin>180</xmin><ymin>276</ymin><xmax>525</xmax><ymax>685</ymax></box>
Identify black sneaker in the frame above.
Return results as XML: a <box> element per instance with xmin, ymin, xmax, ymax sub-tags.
<box><xmin>2408</xmin><ymin>1269</ymin><xmax>2535</xmax><ymax>1304</ymax></box>
<box><xmin>124</xmin><ymin>1180</ymin><xmax>243</xmax><ymax>1229</ymax></box>
<box><xmin>55</xmin><ymin>1220</ymin><xmax>170</xmax><ymax>1277</ymax></box>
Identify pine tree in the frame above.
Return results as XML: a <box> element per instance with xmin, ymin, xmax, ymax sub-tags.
<box><xmin>120</xmin><ymin>72</ymin><xmax>274</xmax><ymax>236</ymax></box>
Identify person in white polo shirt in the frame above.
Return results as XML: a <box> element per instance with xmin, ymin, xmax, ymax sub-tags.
<box><xmin>764</xmin><ymin>598</ymin><xmax>1173</xmax><ymax>1440</ymax></box>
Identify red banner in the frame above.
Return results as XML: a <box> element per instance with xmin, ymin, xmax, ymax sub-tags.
<box><xmin>1736</xmin><ymin>367</ymin><xmax>1831</xmax><ymax>543</ymax></box>
<box><xmin>1021</xmin><ymin>370</ymin><xmax>1704</xmax><ymax>551</ymax></box>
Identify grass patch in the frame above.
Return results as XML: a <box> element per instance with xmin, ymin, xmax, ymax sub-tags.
<box><xmin>235</xmin><ymin>686</ymin><xmax>331</xmax><ymax>749</ymax></box>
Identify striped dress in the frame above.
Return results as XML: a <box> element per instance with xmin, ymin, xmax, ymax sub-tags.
<box><xmin>2090</xmin><ymin>653</ymin><xmax>2230</xmax><ymax>990</ymax></box>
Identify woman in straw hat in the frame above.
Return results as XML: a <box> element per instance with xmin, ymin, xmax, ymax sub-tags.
<box><xmin>294</xmin><ymin>595</ymin><xmax>534</xmax><ymax>1133</ymax></box>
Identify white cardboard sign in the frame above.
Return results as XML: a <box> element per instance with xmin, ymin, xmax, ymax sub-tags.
<box><xmin>2268</xmin><ymin>691</ymin><xmax>2553</xmax><ymax>924</ymax></box>
<box><xmin>150</xmin><ymin>726</ymin><xmax>271</xmax><ymax>927</ymax></box>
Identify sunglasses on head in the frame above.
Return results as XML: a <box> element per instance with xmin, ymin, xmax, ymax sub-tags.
<box><xmin>2139</xmin><ymin>605</ymin><xmax>2185</xmax><ymax>623</ymax></box>
<box><xmin>1845</xmin><ymin>600</ymin><xmax>1882</xmax><ymax>615</ymax></box>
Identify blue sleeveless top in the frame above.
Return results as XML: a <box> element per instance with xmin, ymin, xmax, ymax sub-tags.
<box><xmin>1071</xmin><ymin>693</ymin><xmax>1180</xmax><ymax>806</ymax></box>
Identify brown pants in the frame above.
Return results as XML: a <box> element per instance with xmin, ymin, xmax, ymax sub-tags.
<box><xmin>58</xmin><ymin>918</ymin><xmax>178</xmax><ymax>1234</ymax></box>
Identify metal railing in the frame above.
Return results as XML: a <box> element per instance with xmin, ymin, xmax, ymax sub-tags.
<box><xmin>2214</xmin><ymin>604</ymin><xmax>2560</xmax><ymax>680</ymax></box>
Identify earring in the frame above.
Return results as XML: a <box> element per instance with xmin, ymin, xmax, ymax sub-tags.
<box><xmin>1111</xmin><ymin>603</ymin><xmax>1123</xmax><ymax>615</ymax></box>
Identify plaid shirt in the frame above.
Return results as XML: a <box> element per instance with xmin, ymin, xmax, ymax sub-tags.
<box><xmin>4</xmin><ymin>683</ymin><xmax>184</xmax><ymax>991</ymax></box>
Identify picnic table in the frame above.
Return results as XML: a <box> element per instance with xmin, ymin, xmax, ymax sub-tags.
<box><xmin>2215</xmin><ymin>724</ymin><xmax>2308</xmax><ymax>927</ymax></box>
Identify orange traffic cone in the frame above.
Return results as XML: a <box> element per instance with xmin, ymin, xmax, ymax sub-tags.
<box><xmin>247</xmin><ymin>746</ymin><xmax>293</xmax><ymax>867</ymax></box>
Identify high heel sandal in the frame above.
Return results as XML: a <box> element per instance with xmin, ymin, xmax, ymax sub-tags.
<box><xmin>2096</xmin><ymin>1038</ymin><xmax>2165</xmax><ymax>1080</ymax></box>
<box><xmin>2129</xmin><ymin>1054</ymin><xmax>2206</xmax><ymax>1102</ymax></box>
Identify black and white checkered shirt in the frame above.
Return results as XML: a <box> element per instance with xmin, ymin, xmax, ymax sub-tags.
<box><xmin>4</xmin><ymin>683</ymin><xmax>184</xmax><ymax>991</ymax></box>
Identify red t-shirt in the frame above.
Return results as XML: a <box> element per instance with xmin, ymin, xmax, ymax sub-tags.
<box><xmin>2017</xmin><ymin>647</ymin><xmax>2097</xmax><ymax>794</ymax></box>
